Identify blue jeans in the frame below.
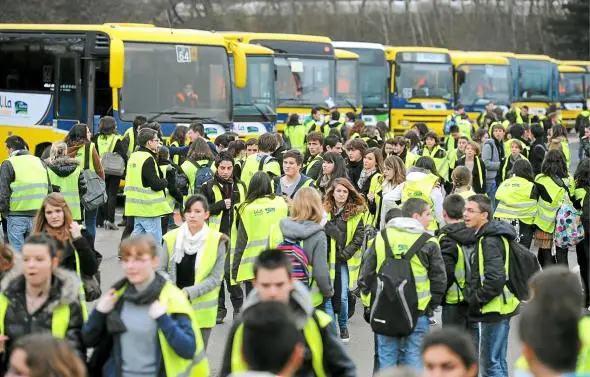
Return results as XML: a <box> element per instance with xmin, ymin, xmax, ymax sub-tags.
<box><xmin>480</xmin><ymin>319</ymin><xmax>510</xmax><ymax>377</ymax></box>
<box><xmin>323</xmin><ymin>265</ymin><xmax>350</xmax><ymax>332</ymax></box>
<box><xmin>486</xmin><ymin>181</ymin><xmax>498</xmax><ymax>210</ymax></box>
<box><xmin>84</xmin><ymin>208</ymin><xmax>97</xmax><ymax>240</ymax></box>
<box><xmin>133</xmin><ymin>216</ymin><xmax>163</xmax><ymax>245</ymax></box>
<box><xmin>375</xmin><ymin>315</ymin><xmax>430</xmax><ymax>370</ymax></box>
<box><xmin>7</xmin><ymin>216</ymin><xmax>33</xmax><ymax>253</ymax></box>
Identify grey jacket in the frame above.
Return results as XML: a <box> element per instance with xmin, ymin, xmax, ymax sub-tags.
<box><xmin>482</xmin><ymin>139</ymin><xmax>501</xmax><ymax>183</ymax></box>
<box><xmin>279</xmin><ymin>218</ymin><xmax>333</xmax><ymax>298</ymax></box>
<box><xmin>159</xmin><ymin>231</ymin><xmax>227</xmax><ymax>304</ymax></box>
<box><xmin>219</xmin><ymin>281</ymin><xmax>356</xmax><ymax>377</ymax></box>
<box><xmin>358</xmin><ymin>217</ymin><xmax>447</xmax><ymax>316</ymax></box>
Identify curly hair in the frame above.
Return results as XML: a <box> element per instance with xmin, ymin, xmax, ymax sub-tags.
<box><xmin>323</xmin><ymin>178</ymin><xmax>366</xmax><ymax>220</ymax></box>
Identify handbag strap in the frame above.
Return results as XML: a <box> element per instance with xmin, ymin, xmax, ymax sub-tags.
<box><xmin>84</xmin><ymin>143</ymin><xmax>90</xmax><ymax>170</ymax></box>
<box><xmin>107</xmin><ymin>135</ymin><xmax>117</xmax><ymax>154</ymax></box>
<box><xmin>380</xmin><ymin>228</ymin><xmax>431</xmax><ymax>261</ymax></box>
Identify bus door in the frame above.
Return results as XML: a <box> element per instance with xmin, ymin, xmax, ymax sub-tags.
<box><xmin>55</xmin><ymin>53</ymin><xmax>83</xmax><ymax>131</ymax></box>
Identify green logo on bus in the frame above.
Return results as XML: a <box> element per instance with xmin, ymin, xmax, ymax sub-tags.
<box><xmin>14</xmin><ymin>101</ymin><xmax>28</xmax><ymax>115</ymax></box>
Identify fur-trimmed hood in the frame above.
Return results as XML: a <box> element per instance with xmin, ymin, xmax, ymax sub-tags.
<box><xmin>1</xmin><ymin>267</ymin><xmax>81</xmax><ymax>310</ymax></box>
<box><xmin>45</xmin><ymin>156</ymin><xmax>80</xmax><ymax>177</ymax></box>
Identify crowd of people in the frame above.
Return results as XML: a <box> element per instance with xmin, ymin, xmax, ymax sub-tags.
<box><xmin>0</xmin><ymin>101</ymin><xmax>586</xmax><ymax>377</ymax></box>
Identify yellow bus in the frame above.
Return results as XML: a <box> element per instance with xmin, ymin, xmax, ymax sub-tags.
<box><xmin>334</xmin><ymin>49</ymin><xmax>361</xmax><ymax>120</ymax></box>
<box><xmin>0</xmin><ymin>23</ymin><xmax>247</xmax><ymax>160</ymax></box>
<box><xmin>221</xmin><ymin>32</ymin><xmax>336</xmax><ymax>132</ymax></box>
<box><xmin>385</xmin><ymin>46</ymin><xmax>454</xmax><ymax>136</ymax></box>
<box><xmin>557</xmin><ymin>64</ymin><xmax>586</xmax><ymax>129</ymax></box>
<box><xmin>561</xmin><ymin>60</ymin><xmax>590</xmax><ymax>109</ymax></box>
<box><xmin>333</xmin><ymin>42</ymin><xmax>389</xmax><ymax>126</ymax></box>
<box><xmin>450</xmin><ymin>52</ymin><xmax>512</xmax><ymax>122</ymax></box>
<box><xmin>228</xmin><ymin>42</ymin><xmax>276</xmax><ymax>139</ymax></box>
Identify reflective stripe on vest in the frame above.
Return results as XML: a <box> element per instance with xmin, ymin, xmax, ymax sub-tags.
<box><xmin>158</xmin><ymin>164</ymin><xmax>175</xmax><ymax>213</ymax></box>
<box><xmin>124</xmin><ymin>151</ymin><xmax>170</xmax><ymax>217</ymax></box>
<box><xmin>240</xmin><ymin>154</ymin><xmax>280</xmax><ymax>188</ymax></box>
<box><xmin>372</xmin><ymin>229</ymin><xmax>436</xmax><ymax>310</ymax></box>
<box><xmin>116</xmin><ymin>282</ymin><xmax>209</xmax><ymax>377</ymax></box>
<box><xmin>124</xmin><ymin>128</ymin><xmax>135</xmax><ymax>157</ymax></box>
<box><xmin>402</xmin><ymin>173</ymin><xmax>439</xmax><ymax>231</ymax></box>
<box><xmin>534</xmin><ymin>174</ymin><xmax>573</xmax><ymax>233</ymax></box>
<box><xmin>47</xmin><ymin>166</ymin><xmax>82</xmax><ymax>220</ymax></box>
<box><xmin>422</xmin><ymin>146</ymin><xmax>449</xmax><ymax>181</ymax></box>
<box><xmin>163</xmin><ymin>228</ymin><xmax>223</xmax><ymax>328</ymax></box>
<box><xmin>305</xmin><ymin>155</ymin><xmax>323</xmax><ymax>175</ymax></box>
<box><xmin>72</xmin><ymin>250</ymin><xmax>89</xmax><ymax>321</ymax></box>
<box><xmin>236</xmin><ymin>197</ymin><xmax>288</xmax><ymax>282</ymax></box>
<box><xmin>231</xmin><ymin>310</ymin><xmax>331</xmax><ymax>377</ymax></box>
<box><xmin>0</xmin><ymin>293</ymin><xmax>70</xmax><ymax>337</ymax></box>
<box><xmin>438</xmin><ymin>233</ymin><xmax>466</xmax><ymax>304</ymax></box>
<box><xmin>478</xmin><ymin>237</ymin><xmax>519</xmax><ymax>315</ymax></box>
<box><xmin>9</xmin><ymin>155</ymin><xmax>48</xmax><ymax>212</ymax></box>
<box><xmin>494</xmin><ymin>176</ymin><xmax>537</xmax><ymax>224</ymax></box>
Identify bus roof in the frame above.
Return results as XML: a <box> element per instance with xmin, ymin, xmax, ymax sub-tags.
<box><xmin>234</xmin><ymin>42</ymin><xmax>274</xmax><ymax>56</ymax></box>
<box><xmin>558</xmin><ymin>64</ymin><xmax>586</xmax><ymax>73</ymax></box>
<box><xmin>561</xmin><ymin>60</ymin><xmax>590</xmax><ymax>71</ymax></box>
<box><xmin>450</xmin><ymin>52</ymin><xmax>509</xmax><ymax>66</ymax></box>
<box><xmin>515</xmin><ymin>53</ymin><xmax>554</xmax><ymax>62</ymax></box>
<box><xmin>385</xmin><ymin>46</ymin><xmax>450</xmax><ymax>54</ymax></box>
<box><xmin>219</xmin><ymin>32</ymin><xmax>332</xmax><ymax>44</ymax></box>
<box><xmin>469</xmin><ymin>51</ymin><xmax>517</xmax><ymax>58</ymax></box>
<box><xmin>332</xmin><ymin>41</ymin><xmax>385</xmax><ymax>51</ymax></box>
<box><xmin>335</xmin><ymin>49</ymin><xmax>359</xmax><ymax>60</ymax></box>
<box><xmin>0</xmin><ymin>23</ymin><xmax>228</xmax><ymax>46</ymax></box>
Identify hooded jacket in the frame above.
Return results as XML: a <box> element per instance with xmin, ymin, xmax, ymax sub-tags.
<box><xmin>45</xmin><ymin>156</ymin><xmax>86</xmax><ymax>196</ymax></box>
<box><xmin>0</xmin><ymin>267</ymin><xmax>84</xmax><ymax>368</ymax></box>
<box><xmin>359</xmin><ymin>217</ymin><xmax>447</xmax><ymax>317</ymax></box>
<box><xmin>279</xmin><ymin>218</ymin><xmax>333</xmax><ymax>298</ymax></box>
<box><xmin>467</xmin><ymin>220</ymin><xmax>519</xmax><ymax>322</ymax></box>
<box><xmin>219</xmin><ymin>281</ymin><xmax>356</xmax><ymax>377</ymax></box>
<box><xmin>438</xmin><ymin>222</ymin><xmax>477</xmax><ymax>298</ymax></box>
<box><xmin>482</xmin><ymin>138</ymin><xmax>502</xmax><ymax>183</ymax></box>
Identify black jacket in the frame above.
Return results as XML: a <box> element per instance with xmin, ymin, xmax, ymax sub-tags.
<box><xmin>467</xmin><ymin>220</ymin><xmax>519</xmax><ymax>322</ymax></box>
<box><xmin>136</xmin><ymin>147</ymin><xmax>168</xmax><ymax>192</ymax></box>
<box><xmin>455</xmin><ymin>156</ymin><xmax>487</xmax><ymax>194</ymax></box>
<box><xmin>45</xmin><ymin>230</ymin><xmax>99</xmax><ymax>277</ymax></box>
<box><xmin>529</xmin><ymin>141</ymin><xmax>547</xmax><ymax>176</ymax></box>
<box><xmin>158</xmin><ymin>160</ymin><xmax>184</xmax><ymax>204</ymax></box>
<box><xmin>303</xmin><ymin>153</ymin><xmax>323</xmax><ymax>181</ymax></box>
<box><xmin>199</xmin><ymin>175</ymin><xmax>246</xmax><ymax>236</ymax></box>
<box><xmin>0</xmin><ymin>268</ymin><xmax>84</xmax><ymax>370</ymax></box>
<box><xmin>438</xmin><ymin>222</ymin><xmax>477</xmax><ymax>300</ymax></box>
<box><xmin>346</xmin><ymin>159</ymin><xmax>363</xmax><ymax>190</ymax></box>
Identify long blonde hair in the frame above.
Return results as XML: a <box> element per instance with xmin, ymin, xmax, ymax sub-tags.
<box><xmin>290</xmin><ymin>187</ymin><xmax>323</xmax><ymax>224</ymax></box>
<box><xmin>383</xmin><ymin>155</ymin><xmax>406</xmax><ymax>186</ymax></box>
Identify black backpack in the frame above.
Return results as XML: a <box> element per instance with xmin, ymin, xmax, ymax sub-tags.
<box><xmin>370</xmin><ymin>229</ymin><xmax>431</xmax><ymax>337</ymax></box>
<box><xmin>505</xmin><ymin>238</ymin><xmax>540</xmax><ymax>301</ymax></box>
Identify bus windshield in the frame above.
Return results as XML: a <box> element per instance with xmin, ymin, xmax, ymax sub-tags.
<box><xmin>340</xmin><ymin>48</ymin><xmax>388</xmax><ymax>109</ymax></box>
<box><xmin>559</xmin><ymin>73</ymin><xmax>585</xmax><ymax>102</ymax></box>
<box><xmin>517</xmin><ymin>60</ymin><xmax>553</xmax><ymax>101</ymax></box>
<box><xmin>395</xmin><ymin>62</ymin><xmax>453</xmax><ymax>101</ymax></box>
<box><xmin>275</xmin><ymin>57</ymin><xmax>334</xmax><ymax>107</ymax></box>
<box><xmin>231</xmin><ymin>55</ymin><xmax>276</xmax><ymax>118</ymax></box>
<box><xmin>120</xmin><ymin>43</ymin><xmax>231</xmax><ymax>122</ymax></box>
<box><xmin>457</xmin><ymin>64</ymin><xmax>510</xmax><ymax>105</ymax></box>
<box><xmin>335</xmin><ymin>59</ymin><xmax>360</xmax><ymax>109</ymax></box>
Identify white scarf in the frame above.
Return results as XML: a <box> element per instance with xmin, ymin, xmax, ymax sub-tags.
<box><xmin>170</xmin><ymin>222</ymin><xmax>209</xmax><ymax>264</ymax></box>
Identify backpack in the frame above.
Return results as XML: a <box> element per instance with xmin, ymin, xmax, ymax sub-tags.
<box><xmin>174</xmin><ymin>167</ymin><xmax>189</xmax><ymax>196</ymax></box>
<box><xmin>193</xmin><ymin>160</ymin><xmax>214</xmax><ymax>193</ymax></box>
<box><xmin>444</xmin><ymin>116</ymin><xmax>457</xmax><ymax>134</ymax></box>
<box><xmin>80</xmin><ymin>144</ymin><xmax>108</xmax><ymax>211</ymax></box>
<box><xmin>370</xmin><ymin>230</ymin><xmax>431</xmax><ymax>337</ymax></box>
<box><xmin>554</xmin><ymin>178</ymin><xmax>585</xmax><ymax>248</ymax></box>
<box><xmin>258</xmin><ymin>155</ymin><xmax>277</xmax><ymax>172</ymax></box>
<box><xmin>505</xmin><ymin>239</ymin><xmax>540</xmax><ymax>301</ymax></box>
<box><xmin>276</xmin><ymin>239</ymin><xmax>312</xmax><ymax>287</ymax></box>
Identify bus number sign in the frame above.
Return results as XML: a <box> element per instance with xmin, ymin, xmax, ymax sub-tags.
<box><xmin>176</xmin><ymin>46</ymin><xmax>192</xmax><ymax>63</ymax></box>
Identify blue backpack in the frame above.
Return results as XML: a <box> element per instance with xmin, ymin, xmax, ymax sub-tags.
<box><xmin>194</xmin><ymin>160</ymin><xmax>214</xmax><ymax>193</ymax></box>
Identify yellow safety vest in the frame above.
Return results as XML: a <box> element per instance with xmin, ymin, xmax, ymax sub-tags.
<box><xmin>445</xmin><ymin>136</ymin><xmax>458</xmax><ymax>152</ymax></box>
<box><xmin>75</xmin><ymin>143</ymin><xmax>96</xmax><ymax>172</ymax></box>
<box><xmin>361</xmin><ymin>229</ymin><xmax>436</xmax><ymax>309</ymax></box>
<box><xmin>158</xmin><ymin>164</ymin><xmax>175</xmax><ymax>214</ymax></box>
<box><xmin>231</xmin><ymin>309</ymin><xmax>332</xmax><ymax>377</ymax></box>
<box><xmin>503</xmin><ymin>139</ymin><xmax>529</xmax><ymax>160</ymax></box>
<box><xmin>115</xmin><ymin>282</ymin><xmax>209</xmax><ymax>377</ymax></box>
<box><xmin>163</xmin><ymin>227</ymin><xmax>223</xmax><ymax>329</ymax></box>
<box><xmin>169</xmin><ymin>141</ymin><xmax>182</xmax><ymax>165</ymax></box>
<box><xmin>71</xmin><ymin>249</ymin><xmax>89</xmax><ymax>321</ymax></box>
<box><xmin>304</xmin><ymin>155</ymin><xmax>323</xmax><ymax>176</ymax></box>
<box><xmin>477</xmin><ymin>237</ymin><xmax>519</xmax><ymax>315</ymax></box>
<box><xmin>402</xmin><ymin>173</ymin><xmax>439</xmax><ymax>231</ymax></box>
<box><xmin>47</xmin><ymin>166</ymin><xmax>82</xmax><ymax>221</ymax></box>
<box><xmin>304</xmin><ymin>119</ymin><xmax>323</xmax><ymax>134</ymax></box>
<box><xmin>8</xmin><ymin>154</ymin><xmax>49</xmax><ymax>212</ymax></box>
<box><xmin>438</xmin><ymin>233</ymin><xmax>466</xmax><ymax>304</ymax></box>
<box><xmin>0</xmin><ymin>293</ymin><xmax>70</xmax><ymax>338</ymax></box>
<box><xmin>240</xmin><ymin>154</ymin><xmax>281</xmax><ymax>188</ymax></box>
<box><xmin>501</xmin><ymin>154</ymin><xmax>528</xmax><ymax>182</ymax></box>
<box><xmin>534</xmin><ymin>174</ymin><xmax>574</xmax><ymax>233</ymax></box>
<box><xmin>208</xmin><ymin>181</ymin><xmax>246</xmax><ymax>232</ymax></box>
<box><xmin>495</xmin><ymin>176</ymin><xmax>537</xmax><ymax>225</ymax></box>
<box><xmin>123</xmin><ymin>128</ymin><xmax>135</xmax><ymax>157</ymax></box>
<box><xmin>284</xmin><ymin>124</ymin><xmax>306</xmax><ymax>153</ymax></box>
<box><xmin>323</xmin><ymin>122</ymin><xmax>343</xmax><ymax>138</ymax></box>
<box><xmin>96</xmin><ymin>134</ymin><xmax>121</xmax><ymax>157</ymax></box>
<box><xmin>422</xmin><ymin>146</ymin><xmax>449</xmax><ymax>181</ymax></box>
<box><xmin>124</xmin><ymin>151</ymin><xmax>170</xmax><ymax>217</ymax></box>
<box><xmin>326</xmin><ymin>212</ymin><xmax>363</xmax><ymax>294</ymax></box>
<box><xmin>402</xmin><ymin>151</ymin><xmax>418</xmax><ymax>169</ymax></box>
<box><xmin>181</xmin><ymin>159</ymin><xmax>216</xmax><ymax>198</ymax></box>
<box><xmin>364</xmin><ymin>173</ymin><xmax>383</xmax><ymax>228</ymax></box>
<box><xmin>236</xmin><ymin>196</ymin><xmax>288</xmax><ymax>282</ymax></box>
<box><xmin>457</xmin><ymin>119</ymin><xmax>473</xmax><ymax>139</ymax></box>
<box><xmin>575</xmin><ymin>187</ymin><xmax>587</xmax><ymax>204</ymax></box>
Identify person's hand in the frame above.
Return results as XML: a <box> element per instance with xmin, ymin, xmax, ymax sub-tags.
<box><xmin>367</xmin><ymin>192</ymin><xmax>375</xmax><ymax>202</ymax></box>
<box><xmin>96</xmin><ymin>289</ymin><xmax>118</xmax><ymax>314</ymax></box>
<box><xmin>148</xmin><ymin>300</ymin><xmax>167</xmax><ymax>319</ymax></box>
<box><xmin>70</xmin><ymin>222</ymin><xmax>82</xmax><ymax>239</ymax></box>
<box><xmin>224</xmin><ymin>199</ymin><xmax>231</xmax><ymax>209</ymax></box>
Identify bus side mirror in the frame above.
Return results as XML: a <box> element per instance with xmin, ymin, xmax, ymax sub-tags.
<box><xmin>109</xmin><ymin>39</ymin><xmax>124</xmax><ymax>89</ymax></box>
<box><xmin>229</xmin><ymin>42</ymin><xmax>247</xmax><ymax>89</ymax></box>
